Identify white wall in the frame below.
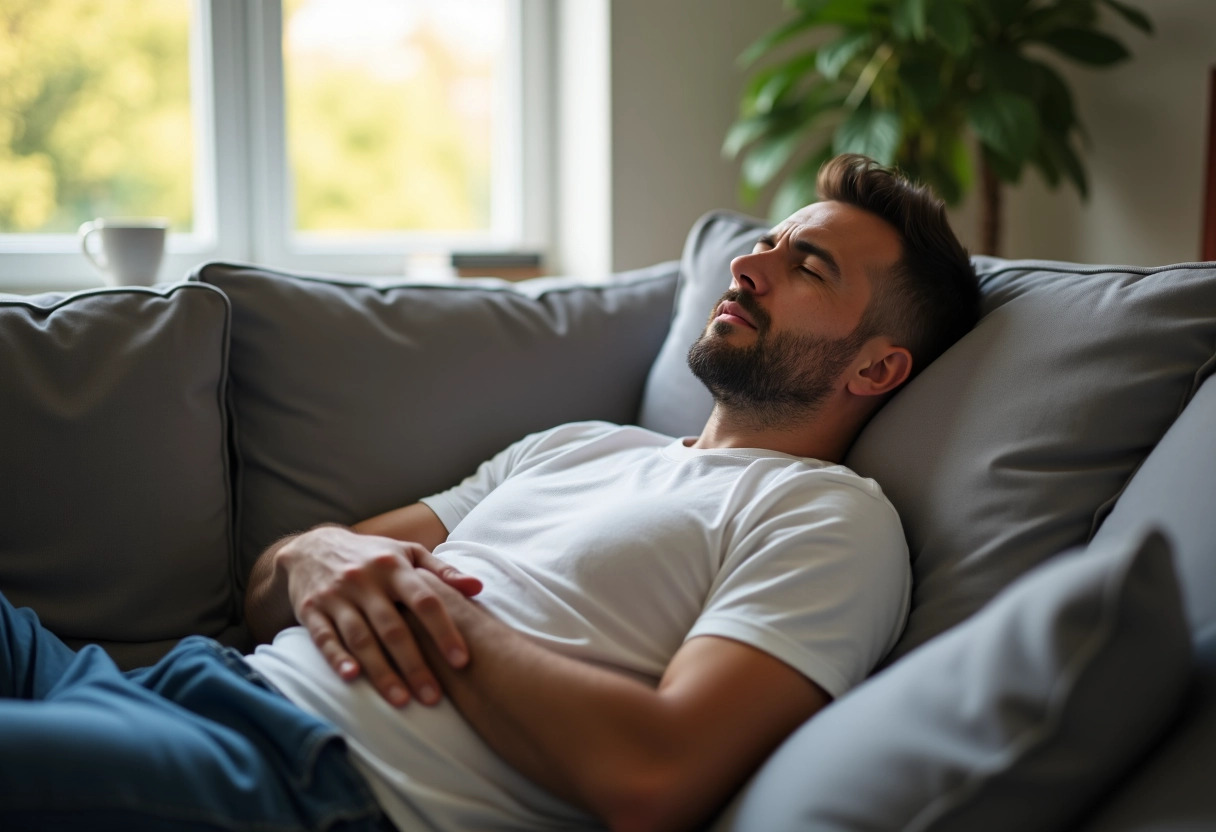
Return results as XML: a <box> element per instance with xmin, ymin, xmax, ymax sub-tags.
<box><xmin>605</xmin><ymin>0</ymin><xmax>1216</xmax><ymax>270</ymax></box>
<box><xmin>607</xmin><ymin>0</ymin><xmax>787</xmax><ymax>272</ymax></box>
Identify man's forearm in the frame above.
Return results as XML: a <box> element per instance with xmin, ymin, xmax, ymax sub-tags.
<box><xmin>243</xmin><ymin>532</ymin><xmax>306</xmax><ymax>644</ymax></box>
<box><xmin>244</xmin><ymin>523</ymin><xmax>347</xmax><ymax>644</ymax></box>
<box><xmin>407</xmin><ymin>592</ymin><xmax>695</xmax><ymax>832</ymax></box>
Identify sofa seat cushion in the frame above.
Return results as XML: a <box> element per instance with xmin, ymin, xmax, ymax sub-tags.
<box><xmin>193</xmin><ymin>262</ymin><xmax>679</xmax><ymax>580</ymax></box>
<box><xmin>714</xmin><ymin>528</ymin><xmax>1192</xmax><ymax>832</ymax></box>
<box><xmin>0</xmin><ymin>283</ymin><xmax>237</xmax><ymax>668</ymax></box>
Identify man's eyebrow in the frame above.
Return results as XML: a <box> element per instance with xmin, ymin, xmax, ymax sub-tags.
<box><xmin>757</xmin><ymin>232</ymin><xmax>841</xmax><ymax>280</ymax></box>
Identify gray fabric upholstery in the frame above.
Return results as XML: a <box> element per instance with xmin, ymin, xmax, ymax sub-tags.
<box><xmin>851</xmin><ymin>256</ymin><xmax>1216</xmax><ymax>661</ymax></box>
<box><xmin>1069</xmin><ymin>374</ymin><xmax>1216</xmax><ymax>831</ymax></box>
<box><xmin>193</xmin><ymin>262</ymin><xmax>680</xmax><ymax>582</ymax></box>
<box><xmin>0</xmin><ymin>283</ymin><xmax>238</xmax><ymax>668</ymax></box>
<box><xmin>1089</xmin><ymin>373</ymin><xmax>1216</xmax><ymax>640</ymax></box>
<box><xmin>715</xmin><ymin>529</ymin><xmax>1191</xmax><ymax>832</ymax></box>
<box><xmin>638</xmin><ymin>210</ymin><xmax>762</xmax><ymax>437</ymax></box>
<box><xmin>1075</xmin><ymin>631</ymin><xmax>1216</xmax><ymax>832</ymax></box>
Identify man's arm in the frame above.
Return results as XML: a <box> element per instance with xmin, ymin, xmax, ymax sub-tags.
<box><xmin>405</xmin><ymin>572</ymin><xmax>830</xmax><ymax>832</ymax></box>
<box><xmin>243</xmin><ymin>504</ymin><xmax>482</xmax><ymax>706</ymax></box>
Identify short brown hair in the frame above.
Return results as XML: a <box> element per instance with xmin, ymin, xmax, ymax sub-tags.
<box><xmin>817</xmin><ymin>154</ymin><xmax>979</xmax><ymax>378</ymax></box>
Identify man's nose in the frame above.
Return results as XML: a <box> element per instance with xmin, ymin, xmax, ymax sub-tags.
<box><xmin>729</xmin><ymin>252</ymin><xmax>770</xmax><ymax>294</ymax></box>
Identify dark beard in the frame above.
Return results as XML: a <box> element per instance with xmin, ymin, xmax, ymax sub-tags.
<box><xmin>687</xmin><ymin>289</ymin><xmax>868</xmax><ymax>429</ymax></box>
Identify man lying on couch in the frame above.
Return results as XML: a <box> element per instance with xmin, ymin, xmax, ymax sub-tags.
<box><xmin>1</xmin><ymin>155</ymin><xmax>978</xmax><ymax>832</ymax></box>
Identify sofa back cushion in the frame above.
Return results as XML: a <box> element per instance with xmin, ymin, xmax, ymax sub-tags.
<box><xmin>641</xmin><ymin>210</ymin><xmax>1216</xmax><ymax>663</ymax></box>
<box><xmin>194</xmin><ymin>263</ymin><xmax>679</xmax><ymax>581</ymax></box>
<box><xmin>0</xmin><ymin>283</ymin><xmax>238</xmax><ymax>668</ymax></box>
<box><xmin>853</xmin><ymin>255</ymin><xmax>1216</xmax><ymax>660</ymax></box>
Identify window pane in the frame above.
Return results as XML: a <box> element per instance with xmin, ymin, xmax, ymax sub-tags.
<box><xmin>283</xmin><ymin>0</ymin><xmax>504</xmax><ymax>234</ymax></box>
<box><xmin>0</xmin><ymin>0</ymin><xmax>194</xmax><ymax>234</ymax></box>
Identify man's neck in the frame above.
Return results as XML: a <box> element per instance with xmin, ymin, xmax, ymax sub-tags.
<box><xmin>689</xmin><ymin>404</ymin><xmax>855</xmax><ymax>462</ymax></box>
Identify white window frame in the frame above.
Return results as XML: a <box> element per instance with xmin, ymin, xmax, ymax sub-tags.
<box><xmin>0</xmin><ymin>0</ymin><xmax>552</xmax><ymax>291</ymax></box>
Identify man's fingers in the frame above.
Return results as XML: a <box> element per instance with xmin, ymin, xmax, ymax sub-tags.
<box><xmin>395</xmin><ymin>570</ymin><xmax>470</xmax><ymax>669</ymax></box>
<box><xmin>361</xmin><ymin>595</ymin><xmax>444</xmax><ymax>706</ymax></box>
<box><xmin>418</xmin><ymin>551</ymin><xmax>483</xmax><ymax>598</ymax></box>
<box><xmin>298</xmin><ymin>608</ymin><xmax>361</xmax><ymax>681</ymax></box>
<box><xmin>330</xmin><ymin>605</ymin><xmax>415</xmax><ymax>707</ymax></box>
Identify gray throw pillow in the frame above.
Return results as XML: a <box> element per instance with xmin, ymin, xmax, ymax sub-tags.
<box><xmin>0</xmin><ymin>283</ymin><xmax>238</xmax><ymax>668</ymax></box>
<box><xmin>1074</xmin><ymin>628</ymin><xmax>1216</xmax><ymax>832</ymax></box>
<box><xmin>193</xmin><ymin>262</ymin><xmax>679</xmax><ymax>582</ymax></box>
<box><xmin>715</xmin><ymin>529</ymin><xmax>1191</xmax><ymax>832</ymax></box>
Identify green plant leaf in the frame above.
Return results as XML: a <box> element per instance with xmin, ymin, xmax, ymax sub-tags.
<box><xmin>1101</xmin><ymin>0</ymin><xmax>1153</xmax><ymax>34</ymax></box>
<box><xmin>1023</xmin><ymin>1</ymin><xmax>1099</xmax><ymax>36</ymax></box>
<box><xmin>966</xmin><ymin>89</ymin><xmax>1039</xmax><ymax>164</ymax></box>
<box><xmin>769</xmin><ymin>142</ymin><xmax>835</xmax><ymax>221</ymax></box>
<box><xmin>723</xmin><ymin>115</ymin><xmax>776</xmax><ymax>159</ymax></box>
<box><xmin>817</xmin><ymin>31</ymin><xmax>872</xmax><ymax>80</ymax></box>
<box><xmin>742</xmin><ymin>124</ymin><xmax>811</xmax><ymax>189</ymax></box>
<box><xmin>787</xmin><ymin>0</ymin><xmax>877</xmax><ymax>27</ymax></box>
<box><xmin>989</xmin><ymin>0</ymin><xmax>1033</xmax><ymax>26</ymax></box>
<box><xmin>1041</xmin><ymin>129</ymin><xmax>1089</xmax><ymax>197</ymax></box>
<box><xmin>750</xmin><ymin>52</ymin><xmax>820</xmax><ymax>114</ymax></box>
<box><xmin>897</xmin><ymin>58</ymin><xmax>943</xmax><ymax>113</ymax></box>
<box><xmin>982</xmin><ymin>144</ymin><xmax>1024</xmax><ymax>183</ymax></box>
<box><xmin>927</xmin><ymin>0</ymin><xmax>972</xmax><ymax>56</ymax></box>
<box><xmin>938</xmin><ymin>130</ymin><xmax>974</xmax><ymax>195</ymax></box>
<box><xmin>833</xmin><ymin>107</ymin><xmax>901</xmax><ymax>164</ymax></box>
<box><xmin>891</xmin><ymin>0</ymin><xmax>928</xmax><ymax>42</ymax></box>
<box><xmin>1031</xmin><ymin>144</ymin><xmax>1062</xmax><ymax>188</ymax></box>
<box><xmin>974</xmin><ymin>46</ymin><xmax>1038</xmax><ymax>98</ymax></box>
<box><xmin>739</xmin><ymin>12</ymin><xmax>818</xmax><ymax>68</ymax></box>
<box><xmin>1030</xmin><ymin>61</ymin><xmax>1077</xmax><ymax>130</ymax></box>
<box><xmin>1037</xmin><ymin>27</ymin><xmax>1131</xmax><ymax>65</ymax></box>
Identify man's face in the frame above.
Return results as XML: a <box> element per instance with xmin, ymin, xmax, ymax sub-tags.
<box><xmin>687</xmin><ymin>200</ymin><xmax>903</xmax><ymax>420</ymax></box>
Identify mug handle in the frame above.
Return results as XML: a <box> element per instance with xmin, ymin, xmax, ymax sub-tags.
<box><xmin>78</xmin><ymin>221</ymin><xmax>107</xmax><ymax>273</ymax></box>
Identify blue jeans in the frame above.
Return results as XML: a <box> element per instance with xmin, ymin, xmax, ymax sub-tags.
<box><xmin>0</xmin><ymin>591</ymin><xmax>386</xmax><ymax>831</ymax></box>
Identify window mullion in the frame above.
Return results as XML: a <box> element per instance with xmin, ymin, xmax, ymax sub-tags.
<box><xmin>207</xmin><ymin>0</ymin><xmax>252</xmax><ymax>263</ymax></box>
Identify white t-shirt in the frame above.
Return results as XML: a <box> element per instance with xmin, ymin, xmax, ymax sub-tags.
<box><xmin>247</xmin><ymin>421</ymin><xmax>910</xmax><ymax>831</ymax></box>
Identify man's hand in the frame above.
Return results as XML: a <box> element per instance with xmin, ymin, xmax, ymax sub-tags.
<box><xmin>275</xmin><ymin>525</ymin><xmax>483</xmax><ymax>707</ymax></box>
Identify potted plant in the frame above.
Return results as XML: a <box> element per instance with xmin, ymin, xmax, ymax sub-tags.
<box><xmin>725</xmin><ymin>0</ymin><xmax>1152</xmax><ymax>255</ymax></box>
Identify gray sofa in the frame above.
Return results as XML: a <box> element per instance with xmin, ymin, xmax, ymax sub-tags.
<box><xmin>2</xmin><ymin>210</ymin><xmax>1213</xmax><ymax>831</ymax></box>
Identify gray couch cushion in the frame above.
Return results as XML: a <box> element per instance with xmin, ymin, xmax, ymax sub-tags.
<box><xmin>0</xmin><ymin>283</ymin><xmax>238</xmax><ymax>668</ymax></box>
<box><xmin>1068</xmin><ymin>374</ymin><xmax>1216</xmax><ymax>831</ymax></box>
<box><xmin>1089</xmin><ymin>373</ymin><xmax>1216</xmax><ymax>640</ymax></box>
<box><xmin>851</xmin><ymin>256</ymin><xmax>1216</xmax><ymax>661</ymax></box>
<box><xmin>715</xmin><ymin>529</ymin><xmax>1191</xmax><ymax>832</ymax></box>
<box><xmin>193</xmin><ymin>262</ymin><xmax>680</xmax><ymax>581</ymax></box>
<box><xmin>638</xmin><ymin>211</ymin><xmax>761</xmax><ymax>437</ymax></box>
<box><xmin>1074</xmin><ymin>630</ymin><xmax>1216</xmax><ymax>832</ymax></box>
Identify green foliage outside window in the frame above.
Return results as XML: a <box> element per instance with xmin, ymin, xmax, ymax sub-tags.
<box><xmin>0</xmin><ymin>0</ymin><xmax>194</xmax><ymax>232</ymax></box>
<box><xmin>0</xmin><ymin>0</ymin><xmax>495</xmax><ymax>236</ymax></box>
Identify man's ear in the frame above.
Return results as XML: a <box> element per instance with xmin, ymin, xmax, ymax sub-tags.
<box><xmin>846</xmin><ymin>340</ymin><xmax>913</xmax><ymax>398</ymax></box>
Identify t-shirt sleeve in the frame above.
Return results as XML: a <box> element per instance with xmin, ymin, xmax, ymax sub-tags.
<box><xmin>420</xmin><ymin>421</ymin><xmax>621</xmax><ymax>533</ymax></box>
<box><xmin>685</xmin><ymin>475</ymin><xmax>910</xmax><ymax>699</ymax></box>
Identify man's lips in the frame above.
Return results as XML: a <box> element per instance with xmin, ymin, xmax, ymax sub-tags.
<box><xmin>714</xmin><ymin>300</ymin><xmax>757</xmax><ymax>330</ymax></box>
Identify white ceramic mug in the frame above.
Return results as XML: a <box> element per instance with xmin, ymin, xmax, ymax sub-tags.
<box><xmin>79</xmin><ymin>218</ymin><xmax>170</xmax><ymax>286</ymax></box>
